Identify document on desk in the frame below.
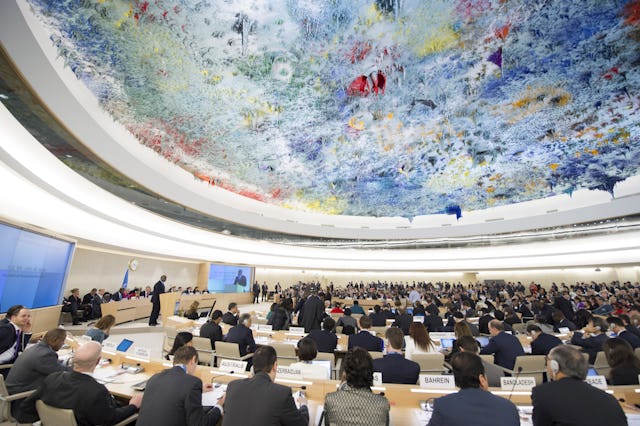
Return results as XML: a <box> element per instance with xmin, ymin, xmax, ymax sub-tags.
<box><xmin>415</xmin><ymin>408</ymin><xmax>432</xmax><ymax>424</ymax></box>
<box><xmin>93</xmin><ymin>367</ymin><xmax>124</xmax><ymax>383</ymax></box>
<box><xmin>627</xmin><ymin>413</ymin><xmax>640</xmax><ymax>426</ymax></box>
<box><xmin>202</xmin><ymin>384</ymin><xmax>226</xmax><ymax>406</ymax></box>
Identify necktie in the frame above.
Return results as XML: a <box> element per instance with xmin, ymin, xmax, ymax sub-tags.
<box><xmin>14</xmin><ymin>329</ymin><xmax>22</xmax><ymax>356</ymax></box>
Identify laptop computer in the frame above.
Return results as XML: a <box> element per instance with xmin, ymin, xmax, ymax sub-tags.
<box><xmin>475</xmin><ymin>336</ymin><xmax>490</xmax><ymax>348</ymax></box>
<box><xmin>310</xmin><ymin>360</ymin><xmax>332</xmax><ymax>380</ymax></box>
<box><xmin>440</xmin><ymin>338</ymin><xmax>455</xmax><ymax>349</ymax></box>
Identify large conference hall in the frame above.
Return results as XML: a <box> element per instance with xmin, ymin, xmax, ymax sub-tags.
<box><xmin>1</xmin><ymin>0</ymin><xmax>640</xmax><ymax>425</ymax></box>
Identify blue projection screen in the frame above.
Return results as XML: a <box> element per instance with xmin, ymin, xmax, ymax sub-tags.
<box><xmin>207</xmin><ymin>264</ymin><xmax>254</xmax><ymax>293</ymax></box>
<box><xmin>0</xmin><ymin>222</ymin><xmax>75</xmax><ymax>312</ymax></box>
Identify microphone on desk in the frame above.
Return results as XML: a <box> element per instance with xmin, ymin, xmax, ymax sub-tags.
<box><xmin>508</xmin><ymin>366</ymin><xmax>523</xmax><ymax>402</ymax></box>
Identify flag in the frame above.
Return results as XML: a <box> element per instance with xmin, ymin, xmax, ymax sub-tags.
<box><xmin>122</xmin><ymin>269</ymin><xmax>129</xmax><ymax>289</ymax></box>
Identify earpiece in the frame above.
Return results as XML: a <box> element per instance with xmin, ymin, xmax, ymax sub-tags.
<box><xmin>549</xmin><ymin>359</ymin><xmax>559</xmax><ymax>374</ymax></box>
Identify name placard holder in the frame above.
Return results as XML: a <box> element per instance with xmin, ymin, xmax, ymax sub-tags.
<box><xmin>585</xmin><ymin>376</ymin><xmax>607</xmax><ymax>390</ymax></box>
<box><xmin>419</xmin><ymin>374</ymin><xmax>456</xmax><ymax>389</ymax></box>
<box><xmin>276</xmin><ymin>366</ymin><xmax>303</xmax><ymax>380</ymax></box>
<box><xmin>257</xmin><ymin>324</ymin><xmax>273</xmax><ymax>332</ymax></box>
<box><xmin>132</xmin><ymin>347</ymin><xmax>151</xmax><ymax>362</ymax></box>
<box><xmin>500</xmin><ymin>376</ymin><xmax>536</xmax><ymax>391</ymax></box>
<box><xmin>219</xmin><ymin>359</ymin><xmax>248</xmax><ymax>372</ymax></box>
<box><xmin>289</xmin><ymin>327</ymin><xmax>305</xmax><ymax>334</ymax></box>
<box><xmin>373</xmin><ymin>372</ymin><xmax>383</xmax><ymax>387</ymax></box>
<box><xmin>102</xmin><ymin>341</ymin><xmax>117</xmax><ymax>354</ymax></box>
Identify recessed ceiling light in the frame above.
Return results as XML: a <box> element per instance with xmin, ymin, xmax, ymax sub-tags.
<box><xmin>65</xmin><ymin>154</ymin><xmax>73</xmax><ymax>158</ymax></box>
<box><xmin>0</xmin><ymin>94</ymin><xmax>8</xmax><ymax>99</ymax></box>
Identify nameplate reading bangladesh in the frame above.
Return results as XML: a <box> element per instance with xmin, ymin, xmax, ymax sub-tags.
<box><xmin>500</xmin><ymin>376</ymin><xmax>536</xmax><ymax>390</ymax></box>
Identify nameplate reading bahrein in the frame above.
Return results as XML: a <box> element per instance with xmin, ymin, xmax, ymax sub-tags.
<box><xmin>219</xmin><ymin>359</ymin><xmax>248</xmax><ymax>372</ymax></box>
<box><xmin>419</xmin><ymin>374</ymin><xmax>456</xmax><ymax>389</ymax></box>
<box><xmin>500</xmin><ymin>377</ymin><xmax>536</xmax><ymax>391</ymax></box>
<box><xmin>585</xmin><ymin>375</ymin><xmax>608</xmax><ymax>390</ymax></box>
<box><xmin>276</xmin><ymin>366</ymin><xmax>303</xmax><ymax>380</ymax></box>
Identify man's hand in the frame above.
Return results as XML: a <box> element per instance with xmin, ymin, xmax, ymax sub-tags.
<box><xmin>129</xmin><ymin>393</ymin><xmax>143</xmax><ymax>408</ymax></box>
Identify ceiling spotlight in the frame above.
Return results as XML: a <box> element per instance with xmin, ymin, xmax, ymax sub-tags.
<box><xmin>221</xmin><ymin>229</ymin><xmax>231</xmax><ymax>235</ymax></box>
<box><xmin>595</xmin><ymin>267</ymin><xmax>601</xmax><ymax>272</ymax></box>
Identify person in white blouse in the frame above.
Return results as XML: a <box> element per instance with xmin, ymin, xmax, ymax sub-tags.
<box><xmin>404</xmin><ymin>322</ymin><xmax>439</xmax><ymax>360</ymax></box>
<box><xmin>289</xmin><ymin>338</ymin><xmax>330</xmax><ymax>380</ymax></box>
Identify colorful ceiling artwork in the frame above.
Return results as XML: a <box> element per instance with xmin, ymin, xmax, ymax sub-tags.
<box><xmin>26</xmin><ymin>0</ymin><xmax>640</xmax><ymax>218</ymax></box>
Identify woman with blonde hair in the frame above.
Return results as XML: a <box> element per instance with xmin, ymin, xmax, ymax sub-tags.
<box><xmin>404</xmin><ymin>322</ymin><xmax>438</xmax><ymax>360</ymax></box>
<box><xmin>85</xmin><ymin>314</ymin><xmax>116</xmax><ymax>343</ymax></box>
<box><xmin>184</xmin><ymin>301</ymin><xmax>200</xmax><ymax>320</ymax></box>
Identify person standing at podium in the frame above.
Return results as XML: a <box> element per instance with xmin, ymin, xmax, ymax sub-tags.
<box><xmin>149</xmin><ymin>275</ymin><xmax>166</xmax><ymax>326</ymax></box>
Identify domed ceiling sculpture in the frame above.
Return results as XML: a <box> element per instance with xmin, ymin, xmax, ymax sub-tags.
<box><xmin>26</xmin><ymin>0</ymin><xmax>640</xmax><ymax>219</ymax></box>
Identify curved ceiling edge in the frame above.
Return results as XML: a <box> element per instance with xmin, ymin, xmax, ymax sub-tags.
<box><xmin>1</xmin><ymin>1</ymin><xmax>639</xmax><ymax>241</ymax></box>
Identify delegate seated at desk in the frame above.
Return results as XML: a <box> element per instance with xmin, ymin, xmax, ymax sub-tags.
<box><xmin>224</xmin><ymin>314</ymin><xmax>256</xmax><ymax>364</ymax></box>
<box><xmin>137</xmin><ymin>346</ymin><xmax>223</xmax><ymax>426</ymax></box>
<box><xmin>19</xmin><ymin>341</ymin><xmax>141</xmax><ymax>425</ymax></box>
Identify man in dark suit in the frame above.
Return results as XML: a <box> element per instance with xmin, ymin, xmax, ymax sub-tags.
<box><xmin>19</xmin><ymin>341</ymin><xmax>141</xmax><ymax>424</ymax></box>
<box><xmin>137</xmin><ymin>346</ymin><xmax>222</xmax><ymax>426</ymax></box>
<box><xmin>261</xmin><ymin>282</ymin><xmax>268</xmax><ymax>302</ymax></box>
<box><xmin>553</xmin><ymin>291</ymin><xmax>575</xmax><ymax>321</ymax></box>
<box><xmin>199</xmin><ymin>310</ymin><xmax>224</xmax><ymax>350</ymax></box>
<box><xmin>0</xmin><ymin>305</ymin><xmax>33</xmax><ymax>375</ymax></box>
<box><xmin>224</xmin><ymin>314</ymin><xmax>256</xmax><ymax>358</ymax></box>
<box><xmin>425</xmin><ymin>297</ymin><xmax>440</xmax><ymax>317</ymax></box>
<box><xmin>223</xmin><ymin>345</ymin><xmax>308</xmax><ymax>425</ymax></box>
<box><xmin>428</xmin><ymin>352</ymin><xmax>519</xmax><ymax>426</ymax></box>
<box><xmin>532</xmin><ymin>345</ymin><xmax>626</xmax><ymax>426</ymax></box>
<box><xmin>149</xmin><ymin>274</ymin><xmax>166</xmax><ymax>326</ymax></box>
<box><xmin>392</xmin><ymin>306</ymin><xmax>413</xmax><ymax>335</ymax></box>
<box><xmin>527</xmin><ymin>324</ymin><xmax>562</xmax><ymax>356</ymax></box>
<box><xmin>478</xmin><ymin>308</ymin><xmax>493</xmax><ymax>335</ymax></box>
<box><xmin>369</xmin><ymin>305</ymin><xmax>387</xmax><ymax>327</ymax></box>
<box><xmin>480</xmin><ymin>320</ymin><xmax>524</xmax><ymax>370</ymax></box>
<box><xmin>608</xmin><ymin>316</ymin><xmax>640</xmax><ymax>349</ymax></box>
<box><xmin>348</xmin><ymin>316</ymin><xmax>383</xmax><ymax>352</ymax></box>
<box><xmin>307</xmin><ymin>317</ymin><xmax>338</xmax><ymax>353</ymax></box>
<box><xmin>424</xmin><ymin>310</ymin><xmax>444</xmax><ymax>332</ymax></box>
<box><xmin>252</xmin><ymin>281</ymin><xmax>260</xmax><ymax>304</ymax></box>
<box><xmin>373</xmin><ymin>327</ymin><xmax>419</xmax><ymax>384</ymax></box>
<box><xmin>570</xmin><ymin>317</ymin><xmax>608</xmax><ymax>364</ymax></box>
<box><xmin>222</xmin><ymin>302</ymin><xmax>239</xmax><ymax>326</ymax></box>
<box><xmin>298</xmin><ymin>289</ymin><xmax>325</xmax><ymax>333</ymax></box>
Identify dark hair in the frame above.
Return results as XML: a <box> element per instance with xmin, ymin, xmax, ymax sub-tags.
<box><xmin>228</xmin><ymin>302</ymin><xmax>237</xmax><ymax>311</ymax></box>
<box><xmin>323</xmin><ymin>317</ymin><xmax>336</xmax><ymax>331</ymax></box>
<box><xmin>253</xmin><ymin>345</ymin><xmax>277</xmax><ymax>373</ymax></box>
<box><xmin>353</xmin><ymin>300</ymin><xmax>359</xmax><ymax>305</ymax></box>
<box><xmin>603</xmin><ymin>337</ymin><xmax>640</xmax><ymax>370</ymax></box>
<box><xmin>457</xmin><ymin>335</ymin><xmax>480</xmax><ymax>353</ymax></box>
<box><xmin>493</xmin><ymin>310</ymin><xmax>505</xmax><ymax>321</ymax></box>
<box><xmin>591</xmin><ymin>317</ymin><xmax>608</xmax><ymax>332</ymax></box>
<box><xmin>409</xmin><ymin>322</ymin><xmax>433</xmax><ymax>351</ymax></box>
<box><xmin>344</xmin><ymin>308</ymin><xmax>352</xmax><ymax>316</ymax></box>
<box><xmin>552</xmin><ymin>310</ymin><xmax>566</xmax><ymax>323</ymax></box>
<box><xmin>239</xmin><ymin>313</ymin><xmax>251</xmax><ymax>325</ymax></box>
<box><xmin>574</xmin><ymin>309</ymin><xmax>593</xmax><ymax>329</ymax></box>
<box><xmin>359</xmin><ymin>315</ymin><xmax>372</xmax><ymax>329</ymax></box>
<box><xmin>6</xmin><ymin>305</ymin><xmax>25</xmax><ymax>319</ymax></box>
<box><xmin>211</xmin><ymin>310</ymin><xmax>223</xmax><ymax>320</ymax></box>
<box><xmin>342</xmin><ymin>347</ymin><xmax>373</xmax><ymax>388</ymax></box>
<box><xmin>297</xmin><ymin>338</ymin><xmax>318</xmax><ymax>362</ymax></box>
<box><xmin>618</xmin><ymin>314</ymin><xmax>631</xmax><ymax>325</ymax></box>
<box><xmin>451</xmin><ymin>352</ymin><xmax>485</xmax><ymax>388</ymax></box>
<box><xmin>374</xmin><ymin>305</ymin><xmax>381</xmax><ymax>313</ymax></box>
<box><xmin>43</xmin><ymin>328</ymin><xmax>67</xmax><ymax>346</ymax></box>
<box><xmin>169</xmin><ymin>332</ymin><xmax>193</xmax><ymax>356</ymax></box>
<box><xmin>607</xmin><ymin>316</ymin><xmax>624</xmax><ymax>328</ymax></box>
<box><xmin>174</xmin><ymin>346</ymin><xmax>198</xmax><ymax>365</ymax></box>
<box><xmin>385</xmin><ymin>327</ymin><xmax>404</xmax><ymax>350</ymax></box>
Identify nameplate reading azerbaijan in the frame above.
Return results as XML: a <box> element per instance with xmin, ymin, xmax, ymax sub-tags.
<box><xmin>419</xmin><ymin>374</ymin><xmax>456</xmax><ymax>389</ymax></box>
<box><xmin>500</xmin><ymin>377</ymin><xmax>536</xmax><ymax>391</ymax></box>
<box><xmin>276</xmin><ymin>366</ymin><xmax>303</xmax><ymax>380</ymax></box>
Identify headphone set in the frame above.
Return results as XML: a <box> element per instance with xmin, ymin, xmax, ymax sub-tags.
<box><xmin>549</xmin><ymin>359</ymin><xmax>560</xmax><ymax>377</ymax></box>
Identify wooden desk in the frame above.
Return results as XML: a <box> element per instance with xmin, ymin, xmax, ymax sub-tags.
<box><xmin>100</xmin><ymin>299</ymin><xmax>152</xmax><ymax>325</ymax></box>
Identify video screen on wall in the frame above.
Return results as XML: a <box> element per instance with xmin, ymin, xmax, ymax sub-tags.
<box><xmin>207</xmin><ymin>264</ymin><xmax>254</xmax><ymax>293</ymax></box>
<box><xmin>0</xmin><ymin>222</ymin><xmax>75</xmax><ymax>312</ymax></box>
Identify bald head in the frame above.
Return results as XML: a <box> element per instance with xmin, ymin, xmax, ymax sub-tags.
<box><xmin>73</xmin><ymin>341</ymin><xmax>102</xmax><ymax>372</ymax></box>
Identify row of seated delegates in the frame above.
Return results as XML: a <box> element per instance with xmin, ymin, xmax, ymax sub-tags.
<box><xmin>0</xmin><ymin>305</ymin><xmax>32</xmax><ymax>377</ymax></box>
<box><xmin>61</xmin><ymin>288</ymin><xmax>93</xmax><ymax>325</ymax></box>
<box><xmin>18</xmin><ymin>341</ymin><xmax>142</xmax><ymax>424</ymax></box>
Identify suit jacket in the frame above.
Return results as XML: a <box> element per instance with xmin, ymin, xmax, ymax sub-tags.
<box><xmin>222</xmin><ymin>372</ymin><xmax>308</xmax><ymax>426</ymax></box>
<box><xmin>570</xmin><ymin>332</ymin><xmax>607</xmax><ymax>364</ymax></box>
<box><xmin>6</xmin><ymin>341</ymin><xmax>68</xmax><ymax>394</ymax></box>
<box><xmin>307</xmin><ymin>329</ymin><xmax>338</xmax><ymax>353</ymax></box>
<box><xmin>151</xmin><ymin>280</ymin><xmax>165</xmax><ymax>303</ymax></box>
<box><xmin>224</xmin><ymin>324</ymin><xmax>256</xmax><ymax>356</ymax></box>
<box><xmin>349</xmin><ymin>330</ymin><xmax>383</xmax><ymax>352</ymax></box>
<box><xmin>369</xmin><ymin>312</ymin><xmax>387</xmax><ymax>327</ymax></box>
<box><xmin>199</xmin><ymin>321</ymin><xmax>223</xmax><ymax>349</ymax></box>
<box><xmin>222</xmin><ymin>311</ymin><xmax>238</xmax><ymax>326</ymax></box>
<box><xmin>19</xmin><ymin>370</ymin><xmax>137</xmax><ymax>425</ymax></box>
<box><xmin>618</xmin><ymin>329</ymin><xmax>640</xmax><ymax>349</ymax></box>
<box><xmin>324</xmin><ymin>384</ymin><xmax>389</xmax><ymax>426</ymax></box>
<box><xmin>137</xmin><ymin>366</ymin><xmax>221</xmax><ymax>426</ymax></box>
<box><xmin>478</xmin><ymin>314</ymin><xmax>493</xmax><ymax>335</ymax></box>
<box><xmin>299</xmin><ymin>295</ymin><xmax>325</xmax><ymax>333</ymax></box>
<box><xmin>610</xmin><ymin>364</ymin><xmax>640</xmax><ymax>385</ymax></box>
<box><xmin>480</xmin><ymin>332</ymin><xmax>524</xmax><ymax>370</ymax></box>
<box><xmin>553</xmin><ymin>297</ymin><xmax>574</xmax><ymax>321</ymax></box>
<box><xmin>424</xmin><ymin>314</ymin><xmax>444</xmax><ymax>332</ymax></box>
<box><xmin>392</xmin><ymin>314</ymin><xmax>413</xmax><ymax>335</ymax></box>
<box><xmin>372</xmin><ymin>353</ymin><xmax>420</xmax><ymax>385</ymax></box>
<box><xmin>531</xmin><ymin>377</ymin><xmax>627</xmax><ymax>426</ymax></box>
<box><xmin>428</xmin><ymin>387</ymin><xmax>519</xmax><ymax>426</ymax></box>
<box><xmin>530</xmin><ymin>333</ymin><xmax>563</xmax><ymax>356</ymax></box>
<box><xmin>0</xmin><ymin>319</ymin><xmax>32</xmax><ymax>363</ymax></box>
